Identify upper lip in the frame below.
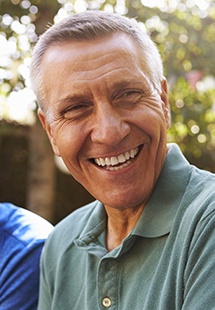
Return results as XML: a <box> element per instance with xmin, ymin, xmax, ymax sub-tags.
<box><xmin>93</xmin><ymin>146</ymin><xmax>140</xmax><ymax>167</ymax></box>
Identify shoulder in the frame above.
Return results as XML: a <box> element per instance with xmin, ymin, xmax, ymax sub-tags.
<box><xmin>0</xmin><ymin>203</ymin><xmax>53</xmax><ymax>309</ymax></box>
<box><xmin>175</xmin><ymin>167</ymin><xmax>215</xmax><ymax>236</ymax></box>
<box><xmin>187</xmin><ymin>166</ymin><xmax>215</xmax><ymax>211</ymax></box>
<box><xmin>0</xmin><ymin>202</ymin><xmax>53</xmax><ymax>248</ymax></box>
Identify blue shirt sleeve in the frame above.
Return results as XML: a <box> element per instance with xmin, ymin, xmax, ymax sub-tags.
<box><xmin>0</xmin><ymin>203</ymin><xmax>53</xmax><ymax>310</ymax></box>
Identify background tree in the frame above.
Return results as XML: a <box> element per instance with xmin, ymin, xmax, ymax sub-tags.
<box><xmin>0</xmin><ymin>0</ymin><xmax>215</xmax><ymax>222</ymax></box>
<box><xmin>0</xmin><ymin>0</ymin><xmax>61</xmax><ymax>220</ymax></box>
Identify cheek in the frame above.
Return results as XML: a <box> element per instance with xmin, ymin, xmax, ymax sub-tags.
<box><xmin>54</xmin><ymin>123</ymin><xmax>89</xmax><ymax>163</ymax></box>
<box><xmin>133</xmin><ymin>107</ymin><xmax>167</xmax><ymax>135</ymax></box>
<box><xmin>52</xmin><ymin>125</ymin><xmax>76</xmax><ymax>153</ymax></box>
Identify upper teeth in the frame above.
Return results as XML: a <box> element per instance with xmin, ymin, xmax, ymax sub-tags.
<box><xmin>94</xmin><ymin>147</ymin><xmax>139</xmax><ymax>167</ymax></box>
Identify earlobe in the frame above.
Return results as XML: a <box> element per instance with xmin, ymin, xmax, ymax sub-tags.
<box><xmin>37</xmin><ymin>108</ymin><xmax>61</xmax><ymax>156</ymax></box>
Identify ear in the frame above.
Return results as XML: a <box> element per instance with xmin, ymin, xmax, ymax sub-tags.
<box><xmin>160</xmin><ymin>79</ymin><xmax>171</xmax><ymax>129</ymax></box>
<box><xmin>37</xmin><ymin>108</ymin><xmax>61</xmax><ymax>156</ymax></box>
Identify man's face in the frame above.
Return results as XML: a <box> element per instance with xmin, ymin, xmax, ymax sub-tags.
<box><xmin>39</xmin><ymin>33</ymin><xmax>170</xmax><ymax>211</ymax></box>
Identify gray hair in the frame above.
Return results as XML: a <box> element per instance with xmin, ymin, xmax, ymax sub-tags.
<box><xmin>30</xmin><ymin>10</ymin><xmax>164</xmax><ymax>111</ymax></box>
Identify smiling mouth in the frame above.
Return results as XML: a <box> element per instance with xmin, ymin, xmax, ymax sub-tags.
<box><xmin>93</xmin><ymin>146</ymin><xmax>140</xmax><ymax>171</ymax></box>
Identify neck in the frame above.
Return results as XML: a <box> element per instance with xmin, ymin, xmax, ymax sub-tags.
<box><xmin>105</xmin><ymin>205</ymin><xmax>144</xmax><ymax>251</ymax></box>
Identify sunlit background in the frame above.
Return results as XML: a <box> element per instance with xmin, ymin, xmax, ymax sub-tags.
<box><xmin>0</xmin><ymin>0</ymin><xmax>214</xmax><ymax>124</ymax></box>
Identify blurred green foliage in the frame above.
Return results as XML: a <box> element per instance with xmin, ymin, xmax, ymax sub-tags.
<box><xmin>168</xmin><ymin>79</ymin><xmax>215</xmax><ymax>170</ymax></box>
<box><xmin>0</xmin><ymin>0</ymin><xmax>215</xmax><ymax>170</ymax></box>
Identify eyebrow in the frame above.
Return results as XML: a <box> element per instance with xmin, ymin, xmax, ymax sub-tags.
<box><xmin>56</xmin><ymin>94</ymin><xmax>91</xmax><ymax>107</ymax></box>
<box><xmin>56</xmin><ymin>79</ymin><xmax>146</xmax><ymax>107</ymax></box>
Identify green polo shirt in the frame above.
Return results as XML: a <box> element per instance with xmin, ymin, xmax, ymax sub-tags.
<box><xmin>38</xmin><ymin>143</ymin><xmax>215</xmax><ymax>309</ymax></box>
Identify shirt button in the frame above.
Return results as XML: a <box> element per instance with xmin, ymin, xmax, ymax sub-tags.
<box><xmin>102</xmin><ymin>297</ymin><xmax>112</xmax><ymax>308</ymax></box>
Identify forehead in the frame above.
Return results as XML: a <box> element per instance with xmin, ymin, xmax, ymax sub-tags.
<box><xmin>40</xmin><ymin>33</ymin><xmax>150</xmax><ymax>97</ymax></box>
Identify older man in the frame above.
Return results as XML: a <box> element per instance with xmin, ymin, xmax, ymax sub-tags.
<box><xmin>30</xmin><ymin>10</ymin><xmax>215</xmax><ymax>309</ymax></box>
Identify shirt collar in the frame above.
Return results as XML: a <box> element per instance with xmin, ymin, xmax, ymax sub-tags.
<box><xmin>132</xmin><ymin>143</ymin><xmax>191</xmax><ymax>238</ymax></box>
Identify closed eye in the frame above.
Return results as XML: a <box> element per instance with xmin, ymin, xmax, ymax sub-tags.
<box><xmin>61</xmin><ymin>101</ymin><xmax>92</xmax><ymax>120</ymax></box>
<box><xmin>114</xmin><ymin>89</ymin><xmax>144</xmax><ymax>106</ymax></box>
<box><xmin>121</xmin><ymin>90</ymin><xmax>143</xmax><ymax>97</ymax></box>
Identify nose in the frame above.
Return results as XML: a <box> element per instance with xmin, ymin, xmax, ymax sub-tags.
<box><xmin>90</xmin><ymin>104</ymin><xmax>130</xmax><ymax>146</ymax></box>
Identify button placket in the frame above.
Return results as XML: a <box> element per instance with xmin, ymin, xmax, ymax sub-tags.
<box><xmin>98</xmin><ymin>258</ymin><xmax>119</xmax><ymax>309</ymax></box>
